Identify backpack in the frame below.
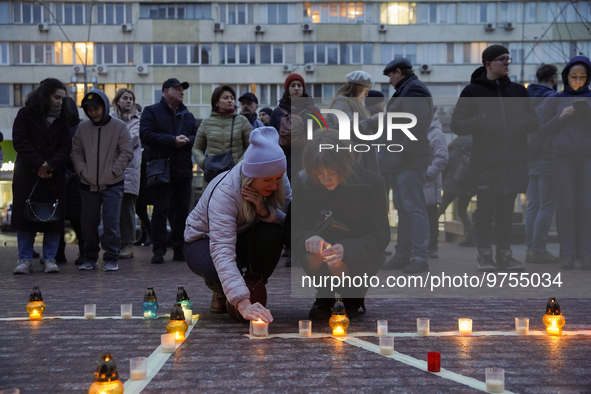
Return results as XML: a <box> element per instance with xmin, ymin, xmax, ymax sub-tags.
<box><xmin>278</xmin><ymin>106</ymin><xmax>306</xmax><ymax>150</ymax></box>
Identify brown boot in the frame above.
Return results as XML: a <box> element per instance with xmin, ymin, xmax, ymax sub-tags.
<box><xmin>210</xmin><ymin>292</ymin><xmax>228</xmax><ymax>314</ymax></box>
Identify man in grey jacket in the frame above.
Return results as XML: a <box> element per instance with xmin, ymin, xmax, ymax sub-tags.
<box><xmin>71</xmin><ymin>89</ymin><xmax>133</xmax><ymax>271</ymax></box>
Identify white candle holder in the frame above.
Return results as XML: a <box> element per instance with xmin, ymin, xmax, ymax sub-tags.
<box><xmin>84</xmin><ymin>304</ymin><xmax>96</xmax><ymax>319</ymax></box>
<box><xmin>377</xmin><ymin>320</ymin><xmax>388</xmax><ymax>336</ymax></box>
<box><xmin>121</xmin><ymin>304</ymin><xmax>132</xmax><ymax>319</ymax></box>
<box><xmin>379</xmin><ymin>336</ymin><xmax>394</xmax><ymax>355</ymax></box>
<box><xmin>130</xmin><ymin>357</ymin><xmax>147</xmax><ymax>380</ymax></box>
<box><xmin>417</xmin><ymin>318</ymin><xmax>430</xmax><ymax>335</ymax></box>
<box><xmin>250</xmin><ymin>319</ymin><xmax>269</xmax><ymax>337</ymax></box>
<box><xmin>485</xmin><ymin>367</ymin><xmax>505</xmax><ymax>393</ymax></box>
<box><xmin>458</xmin><ymin>318</ymin><xmax>472</xmax><ymax>335</ymax></box>
<box><xmin>299</xmin><ymin>320</ymin><xmax>312</xmax><ymax>337</ymax></box>
<box><xmin>161</xmin><ymin>334</ymin><xmax>176</xmax><ymax>353</ymax></box>
<box><xmin>515</xmin><ymin>317</ymin><xmax>529</xmax><ymax>335</ymax></box>
<box><xmin>184</xmin><ymin>309</ymin><xmax>193</xmax><ymax>325</ymax></box>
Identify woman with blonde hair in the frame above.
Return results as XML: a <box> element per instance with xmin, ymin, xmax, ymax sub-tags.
<box><xmin>184</xmin><ymin>127</ymin><xmax>291</xmax><ymax>322</ymax></box>
<box><xmin>110</xmin><ymin>88</ymin><xmax>142</xmax><ymax>259</ymax></box>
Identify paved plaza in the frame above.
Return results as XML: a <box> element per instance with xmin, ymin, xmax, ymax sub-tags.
<box><xmin>0</xmin><ymin>237</ymin><xmax>590</xmax><ymax>394</ymax></box>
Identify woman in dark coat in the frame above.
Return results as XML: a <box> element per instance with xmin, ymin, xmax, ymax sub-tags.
<box><xmin>539</xmin><ymin>55</ymin><xmax>591</xmax><ymax>270</ymax></box>
<box><xmin>292</xmin><ymin>131</ymin><xmax>390</xmax><ymax>320</ymax></box>
<box><xmin>12</xmin><ymin>78</ymin><xmax>72</xmax><ymax>274</ymax></box>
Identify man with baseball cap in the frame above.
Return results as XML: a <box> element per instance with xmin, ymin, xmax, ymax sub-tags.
<box><xmin>451</xmin><ymin>45</ymin><xmax>538</xmax><ymax>272</ymax></box>
<box><xmin>140</xmin><ymin>78</ymin><xmax>197</xmax><ymax>264</ymax></box>
<box><xmin>380</xmin><ymin>57</ymin><xmax>433</xmax><ymax>274</ymax></box>
<box><xmin>239</xmin><ymin>92</ymin><xmax>264</xmax><ymax>129</ymax></box>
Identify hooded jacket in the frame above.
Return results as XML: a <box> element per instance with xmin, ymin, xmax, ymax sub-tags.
<box><xmin>110</xmin><ymin>105</ymin><xmax>142</xmax><ymax>196</ymax></box>
<box><xmin>526</xmin><ymin>83</ymin><xmax>557</xmax><ymax>162</ymax></box>
<box><xmin>192</xmin><ymin>108</ymin><xmax>252</xmax><ymax>169</ymax></box>
<box><xmin>450</xmin><ymin>67</ymin><xmax>538</xmax><ymax>194</ymax></box>
<box><xmin>539</xmin><ymin>56</ymin><xmax>591</xmax><ymax>159</ymax></box>
<box><xmin>184</xmin><ymin>161</ymin><xmax>292</xmax><ymax>305</ymax></box>
<box><xmin>71</xmin><ymin>90</ymin><xmax>133</xmax><ymax>192</ymax></box>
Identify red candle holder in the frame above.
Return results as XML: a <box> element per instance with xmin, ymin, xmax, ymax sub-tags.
<box><xmin>427</xmin><ymin>352</ymin><xmax>441</xmax><ymax>372</ymax></box>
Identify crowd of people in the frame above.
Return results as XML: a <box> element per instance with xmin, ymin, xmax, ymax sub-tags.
<box><xmin>10</xmin><ymin>45</ymin><xmax>591</xmax><ymax>323</ymax></box>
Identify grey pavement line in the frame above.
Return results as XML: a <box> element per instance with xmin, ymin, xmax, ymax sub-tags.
<box><xmin>340</xmin><ymin>336</ymin><xmax>517</xmax><ymax>394</ymax></box>
<box><xmin>122</xmin><ymin>318</ymin><xmax>198</xmax><ymax>394</ymax></box>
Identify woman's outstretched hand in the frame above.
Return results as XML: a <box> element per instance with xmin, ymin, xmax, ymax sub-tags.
<box><xmin>236</xmin><ymin>298</ymin><xmax>273</xmax><ymax>323</ymax></box>
<box><xmin>242</xmin><ymin>186</ymin><xmax>269</xmax><ymax>218</ymax></box>
<box><xmin>305</xmin><ymin>235</ymin><xmax>330</xmax><ymax>254</ymax></box>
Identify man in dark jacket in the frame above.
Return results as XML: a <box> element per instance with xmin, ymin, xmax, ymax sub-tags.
<box><xmin>525</xmin><ymin>64</ymin><xmax>560</xmax><ymax>265</ymax></box>
<box><xmin>140</xmin><ymin>78</ymin><xmax>197</xmax><ymax>264</ymax></box>
<box><xmin>451</xmin><ymin>45</ymin><xmax>539</xmax><ymax>272</ymax></box>
<box><xmin>380</xmin><ymin>58</ymin><xmax>433</xmax><ymax>273</ymax></box>
<box><xmin>239</xmin><ymin>92</ymin><xmax>264</xmax><ymax>129</ymax></box>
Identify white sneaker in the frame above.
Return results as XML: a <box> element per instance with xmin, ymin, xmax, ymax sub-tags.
<box><xmin>103</xmin><ymin>261</ymin><xmax>119</xmax><ymax>271</ymax></box>
<box><xmin>14</xmin><ymin>260</ymin><xmax>33</xmax><ymax>274</ymax></box>
<box><xmin>42</xmin><ymin>259</ymin><xmax>60</xmax><ymax>273</ymax></box>
<box><xmin>79</xmin><ymin>261</ymin><xmax>98</xmax><ymax>270</ymax></box>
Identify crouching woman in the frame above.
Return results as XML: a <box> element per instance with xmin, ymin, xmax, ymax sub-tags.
<box><xmin>184</xmin><ymin>127</ymin><xmax>291</xmax><ymax>323</ymax></box>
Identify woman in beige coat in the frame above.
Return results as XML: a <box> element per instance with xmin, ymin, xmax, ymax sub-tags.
<box><xmin>192</xmin><ymin>85</ymin><xmax>252</xmax><ymax>185</ymax></box>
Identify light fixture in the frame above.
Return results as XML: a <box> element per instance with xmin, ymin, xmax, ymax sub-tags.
<box><xmin>329</xmin><ymin>299</ymin><xmax>349</xmax><ymax>336</ymax></box>
<box><xmin>142</xmin><ymin>287</ymin><xmax>158</xmax><ymax>319</ymax></box>
<box><xmin>70</xmin><ymin>75</ymin><xmax>78</xmax><ymax>83</ymax></box>
<box><xmin>176</xmin><ymin>287</ymin><xmax>192</xmax><ymax>312</ymax></box>
<box><xmin>26</xmin><ymin>287</ymin><xmax>46</xmax><ymax>320</ymax></box>
<box><xmin>543</xmin><ymin>297</ymin><xmax>565</xmax><ymax>335</ymax></box>
<box><xmin>166</xmin><ymin>303</ymin><xmax>188</xmax><ymax>342</ymax></box>
<box><xmin>88</xmin><ymin>354</ymin><xmax>124</xmax><ymax>394</ymax></box>
<box><xmin>89</xmin><ymin>76</ymin><xmax>98</xmax><ymax>84</ymax></box>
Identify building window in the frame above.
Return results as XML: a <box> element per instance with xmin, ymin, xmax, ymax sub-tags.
<box><xmin>0</xmin><ymin>2</ymin><xmax>10</xmax><ymax>23</ymax></box>
<box><xmin>14</xmin><ymin>84</ymin><xmax>39</xmax><ymax>107</ymax></box>
<box><xmin>0</xmin><ymin>84</ymin><xmax>9</xmax><ymax>106</ymax></box>
<box><xmin>13</xmin><ymin>1</ymin><xmax>51</xmax><ymax>23</ymax></box>
<box><xmin>417</xmin><ymin>3</ymin><xmax>456</xmax><ymax>24</ymax></box>
<box><xmin>95</xmin><ymin>44</ymin><xmax>133</xmax><ymax>65</ymax></box>
<box><xmin>306</xmin><ymin>43</ymin><xmax>373</xmax><ymax>65</ymax></box>
<box><xmin>260</xmin><ymin>43</ymin><xmax>294</xmax><ymax>65</ymax></box>
<box><xmin>140</xmin><ymin>3</ymin><xmax>212</xmax><ymax>20</ymax></box>
<box><xmin>142</xmin><ymin>44</ymin><xmax>210</xmax><ymax>65</ymax></box>
<box><xmin>381</xmin><ymin>43</ymin><xmax>416</xmax><ymax>65</ymax></box>
<box><xmin>54</xmin><ymin>2</ymin><xmax>93</xmax><ymax>25</ymax></box>
<box><xmin>380</xmin><ymin>2</ymin><xmax>417</xmax><ymax>25</ymax></box>
<box><xmin>219</xmin><ymin>43</ymin><xmax>255</xmax><ymax>65</ymax></box>
<box><xmin>260</xmin><ymin>3</ymin><xmax>295</xmax><ymax>24</ymax></box>
<box><xmin>303</xmin><ymin>2</ymin><xmax>371</xmax><ymax>24</ymax></box>
<box><xmin>0</xmin><ymin>43</ymin><xmax>8</xmax><ymax>65</ymax></box>
<box><xmin>219</xmin><ymin>3</ymin><xmax>254</xmax><ymax>24</ymax></box>
<box><xmin>53</xmin><ymin>42</ymin><xmax>94</xmax><ymax>65</ymax></box>
<box><xmin>459</xmin><ymin>3</ymin><xmax>496</xmax><ymax>24</ymax></box>
<box><xmin>95</xmin><ymin>3</ymin><xmax>132</xmax><ymax>24</ymax></box>
<box><xmin>13</xmin><ymin>43</ymin><xmax>55</xmax><ymax>64</ymax></box>
<box><xmin>256</xmin><ymin>84</ymin><xmax>283</xmax><ymax>106</ymax></box>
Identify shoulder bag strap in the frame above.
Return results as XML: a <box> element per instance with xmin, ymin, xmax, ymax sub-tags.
<box><xmin>26</xmin><ymin>178</ymin><xmax>41</xmax><ymax>201</ymax></box>
<box><xmin>229</xmin><ymin>116</ymin><xmax>235</xmax><ymax>151</ymax></box>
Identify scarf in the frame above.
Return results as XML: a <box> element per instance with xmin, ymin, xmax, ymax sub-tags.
<box><xmin>46</xmin><ymin>106</ymin><xmax>62</xmax><ymax>126</ymax></box>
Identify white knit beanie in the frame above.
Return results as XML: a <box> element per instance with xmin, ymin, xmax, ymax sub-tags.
<box><xmin>242</xmin><ymin>127</ymin><xmax>287</xmax><ymax>178</ymax></box>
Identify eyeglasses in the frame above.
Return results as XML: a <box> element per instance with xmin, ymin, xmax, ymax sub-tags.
<box><xmin>492</xmin><ymin>56</ymin><xmax>512</xmax><ymax>65</ymax></box>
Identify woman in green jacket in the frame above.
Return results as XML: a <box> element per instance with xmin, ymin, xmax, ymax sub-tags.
<box><xmin>192</xmin><ymin>86</ymin><xmax>252</xmax><ymax>184</ymax></box>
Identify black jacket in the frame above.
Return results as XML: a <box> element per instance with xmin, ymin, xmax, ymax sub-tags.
<box><xmin>379</xmin><ymin>74</ymin><xmax>433</xmax><ymax>175</ymax></box>
<box><xmin>526</xmin><ymin>83</ymin><xmax>556</xmax><ymax>162</ymax></box>
<box><xmin>140</xmin><ymin>97</ymin><xmax>197</xmax><ymax>178</ymax></box>
<box><xmin>450</xmin><ymin>67</ymin><xmax>538</xmax><ymax>194</ymax></box>
<box><xmin>292</xmin><ymin>164</ymin><xmax>391</xmax><ymax>280</ymax></box>
<box><xmin>442</xmin><ymin>135</ymin><xmax>473</xmax><ymax>196</ymax></box>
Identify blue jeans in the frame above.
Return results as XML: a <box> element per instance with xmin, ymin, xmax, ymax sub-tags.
<box><xmin>553</xmin><ymin>154</ymin><xmax>591</xmax><ymax>256</ymax></box>
<box><xmin>17</xmin><ymin>230</ymin><xmax>60</xmax><ymax>261</ymax></box>
<box><xmin>80</xmin><ymin>183</ymin><xmax>124</xmax><ymax>262</ymax></box>
<box><xmin>525</xmin><ymin>160</ymin><xmax>557</xmax><ymax>252</ymax></box>
<box><xmin>390</xmin><ymin>169</ymin><xmax>430</xmax><ymax>262</ymax></box>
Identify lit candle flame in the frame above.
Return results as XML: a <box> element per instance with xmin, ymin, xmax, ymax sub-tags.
<box><xmin>333</xmin><ymin>326</ymin><xmax>345</xmax><ymax>336</ymax></box>
<box><xmin>175</xmin><ymin>332</ymin><xmax>185</xmax><ymax>341</ymax></box>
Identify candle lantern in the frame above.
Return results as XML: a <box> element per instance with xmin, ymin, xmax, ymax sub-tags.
<box><xmin>88</xmin><ymin>354</ymin><xmax>124</xmax><ymax>394</ymax></box>
<box><xmin>329</xmin><ymin>299</ymin><xmax>349</xmax><ymax>336</ymax></box>
<box><xmin>26</xmin><ymin>287</ymin><xmax>46</xmax><ymax>320</ymax></box>
<box><xmin>543</xmin><ymin>297</ymin><xmax>565</xmax><ymax>336</ymax></box>
<box><xmin>142</xmin><ymin>287</ymin><xmax>158</xmax><ymax>319</ymax></box>
<box><xmin>166</xmin><ymin>302</ymin><xmax>188</xmax><ymax>342</ymax></box>
<box><xmin>176</xmin><ymin>287</ymin><xmax>192</xmax><ymax>312</ymax></box>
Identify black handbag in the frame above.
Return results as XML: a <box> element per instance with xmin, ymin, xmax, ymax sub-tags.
<box><xmin>146</xmin><ymin>158</ymin><xmax>170</xmax><ymax>187</ymax></box>
<box><xmin>203</xmin><ymin>117</ymin><xmax>235</xmax><ymax>183</ymax></box>
<box><xmin>24</xmin><ymin>178</ymin><xmax>62</xmax><ymax>223</ymax></box>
